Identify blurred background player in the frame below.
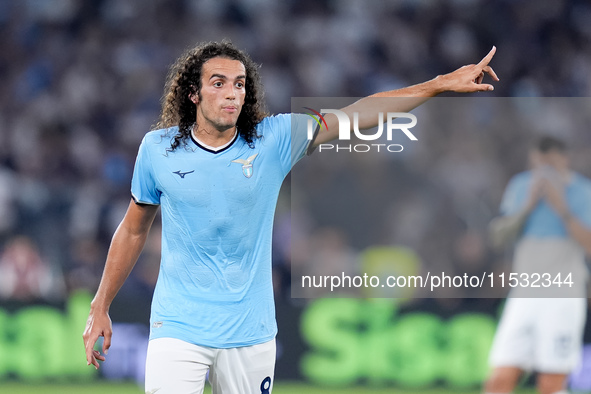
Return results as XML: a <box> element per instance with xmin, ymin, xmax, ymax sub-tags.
<box><xmin>486</xmin><ymin>136</ymin><xmax>591</xmax><ymax>394</ymax></box>
<box><xmin>82</xmin><ymin>40</ymin><xmax>498</xmax><ymax>394</ymax></box>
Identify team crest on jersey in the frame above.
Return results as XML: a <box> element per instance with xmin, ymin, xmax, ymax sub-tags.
<box><xmin>231</xmin><ymin>153</ymin><xmax>258</xmax><ymax>178</ymax></box>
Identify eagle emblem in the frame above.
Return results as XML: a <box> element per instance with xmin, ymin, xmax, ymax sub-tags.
<box><xmin>231</xmin><ymin>153</ymin><xmax>258</xmax><ymax>178</ymax></box>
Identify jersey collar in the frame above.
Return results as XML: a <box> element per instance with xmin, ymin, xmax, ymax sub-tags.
<box><xmin>191</xmin><ymin>128</ymin><xmax>238</xmax><ymax>154</ymax></box>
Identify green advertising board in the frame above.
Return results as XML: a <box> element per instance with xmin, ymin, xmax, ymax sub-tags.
<box><xmin>300</xmin><ymin>298</ymin><xmax>496</xmax><ymax>388</ymax></box>
<box><xmin>0</xmin><ymin>292</ymin><xmax>95</xmax><ymax>380</ymax></box>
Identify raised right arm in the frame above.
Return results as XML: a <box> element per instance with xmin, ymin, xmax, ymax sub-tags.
<box><xmin>312</xmin><ymin>47</ymin><xmax>498</xmax><ymax>147</ymax></box>
<box><xmin>82</xmin><ymin>199</ymin><xmax>159</xmax><ymax>369</ymax></box>
<box><xmin>489</xmin><ymin>175</ymin><xmax>542</xmax><ymax>250</ymax></box>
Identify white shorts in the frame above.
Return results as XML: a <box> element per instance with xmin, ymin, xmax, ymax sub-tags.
<box><xmin>489</xmin><ymin>297</ymin><xmax>587</xmax><ymax>373</ymax></box>
<box><xmin>145</xmin><ymin>337</ymin><xmax>275</xmax><ymax>394</ymax></box>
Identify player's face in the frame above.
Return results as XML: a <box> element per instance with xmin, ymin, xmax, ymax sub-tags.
<box><xmin>194</xmin><ymin>57</ymin><xmax>246</xmax><ymax>133</ymax></box>
<box><xmin>545</xmin><ymin>150</ymin><xmax>569</xmax><ymax>171</ymax></box>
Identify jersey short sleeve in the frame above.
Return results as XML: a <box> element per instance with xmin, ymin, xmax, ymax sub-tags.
<box><xmin>262</xmin><ymin>113</ymin><xmax>312</xmax><ymax>177</ymax></box>
<box><xmin>289</xmin><ymin>113</ymin><xmax>314</xmax><ymax>166</ymax></box>
<box><xmin>500</xmin><ymin>173</ymin><xmax>527</xmax><ymax>216</ymax></box>
<box><xmin>131</xmin><ymin>136</ymin><xmax>161</xmax><ymax>205</ymax></box>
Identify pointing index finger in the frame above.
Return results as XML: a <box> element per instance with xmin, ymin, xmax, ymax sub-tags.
<box><xmin>477</xmin><ymin>46</ymin><xmax>496</xmax><ymax>68</ymax></box>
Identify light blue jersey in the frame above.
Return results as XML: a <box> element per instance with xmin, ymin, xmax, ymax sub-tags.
<box><xmin>131</xmin><ymin>113</ymin><xmax>310</xmax><ymax>348</ymax></box>
<box><xmin>500</xmin><ymin>170</ymin><xmax>591</xmax><ymax>237</ymax></box>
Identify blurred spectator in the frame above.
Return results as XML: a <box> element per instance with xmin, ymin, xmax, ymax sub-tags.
<box><xmin>0</xmin><ymin>235</ymin><xmax>64</xmax><ymax>301</ymax></box>
<box><xmin>64</xmin><ymin>237</ymin><xmax>104</xmax><ymax>293</ymax></box>
<box><xmin>298</xmin><ymin>227</ymin><xmax>359</xmax><ymax>297</ymax></box>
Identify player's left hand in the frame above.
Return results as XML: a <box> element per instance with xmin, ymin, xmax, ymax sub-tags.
<box><xmin>542</xmin><ymin>178</ymin><xmax>570</xmax><ymax>220</ymax></box>
<box><xmin>437</xmin><ymin>46</ymin><xmax>499</xmax><ymax>93</ymax></box>
<box><xmin>524</xmin><ymin>173</ymin><xmax>545</xmax><ymax>212</ymax></box>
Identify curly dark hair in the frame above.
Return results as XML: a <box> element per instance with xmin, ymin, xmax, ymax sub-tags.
<box><xmin>154</xmin><ymin>40</ymin><xmax>267</xmax><ymax>151</ymax></box>
<box><xmin>536</xmin><ymin>135</ymin><xmax>567</xmax><ymax>153</ymax></box>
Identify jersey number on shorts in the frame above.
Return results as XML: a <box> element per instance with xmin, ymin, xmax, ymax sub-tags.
<box><xmin>260</xmin><ymin>376</ymin><xmax>271</xmax><ymax>394</ymax></box>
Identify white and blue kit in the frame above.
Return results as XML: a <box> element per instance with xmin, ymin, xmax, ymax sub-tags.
<box><xmin>490</xmin><ymin>170</ymin><xmax>591</xmax><ymax>373</ymax></box>
<box><xmin>501</xmin><ymin>171</ymin><xmax>591</xmax><ymax>240</ymax></box>
<box><xmin>131</xmin><ymin>114</ymin><xmax>310</xmax><ymax>349</ymax></box>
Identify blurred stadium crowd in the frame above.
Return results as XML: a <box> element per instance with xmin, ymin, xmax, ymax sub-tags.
<box><xmin>0</xmin><ymin>0</ymin><xmax>590</xmax><ymax>312</ymax></box>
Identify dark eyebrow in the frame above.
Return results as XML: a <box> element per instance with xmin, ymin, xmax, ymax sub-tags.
<box><xmin>210</xmin><ymin>74</ymin><xmax>227</xmax><ymax>81</ymax></box>
<box><xmin>209</xmin><ymin>74</ymin><xmax>246</xmax><ymax>81</ymax></box>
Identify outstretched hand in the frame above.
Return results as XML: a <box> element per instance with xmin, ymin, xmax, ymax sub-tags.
<box><xmin>438</xmin><ymin>46</ymin><xmax>499</xmax><ymax>93</ymax></box>
<box><xmin>83</xmin><ymin>308</ymin><xmax>112</xmax><ymax>369</ymax></box>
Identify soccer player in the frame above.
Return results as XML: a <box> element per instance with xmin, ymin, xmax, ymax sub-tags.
<box><xmin>83</xmin><ymin>40</ymin><xmax>498</xmax><ymax>394</ymax></box>
<box><xmin>486</xmin><ymin>136</ymin><xmax>591</xmax><ymax>394</ymax></box>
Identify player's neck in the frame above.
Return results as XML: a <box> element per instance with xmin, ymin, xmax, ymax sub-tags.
<box><xmin>192</xmin><ymin>124</ymin><xmax>237</xmax><ymax>148</ymax></box>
